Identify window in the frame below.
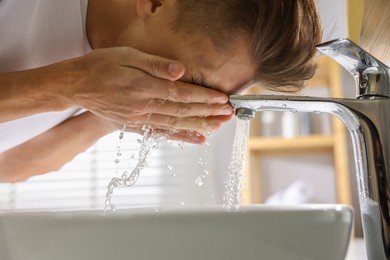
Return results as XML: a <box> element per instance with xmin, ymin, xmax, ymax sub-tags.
<box><xmin>0</xmin><ymin>127</ymin><xmax>229</xmax><ymax>212</ymax></box>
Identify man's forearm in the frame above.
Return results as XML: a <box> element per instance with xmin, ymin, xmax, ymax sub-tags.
<box><xmin>0</xmin><ymin>67</ymin><xmax>72</xmax><ymax>123</ymax></box>
<box><xmin>0</xmin><ymin>112</ymin><xmax>114</xmax><ymax>182</ymax></box>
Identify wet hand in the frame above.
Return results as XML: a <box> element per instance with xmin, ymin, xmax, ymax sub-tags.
<box><xmin>94</xmin><ymin>110</ymin><xmax>233</xmax><ymax>145</ymax></box>
<box><xmin>51</xmin><ymin>47</ymin><xmax>233</xmax><ymax>133</ymax></box>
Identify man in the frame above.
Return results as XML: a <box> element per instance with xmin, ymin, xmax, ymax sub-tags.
<box><xmin>0</xmin><ymin>0</ymin><xmax>322</xmax><ymax>182</ymax></box>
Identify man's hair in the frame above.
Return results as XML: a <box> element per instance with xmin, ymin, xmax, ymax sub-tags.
<box><xmin>173</xmin><ymin>0</ymin><xmax>323</xmax><ymax>93</ymax></box>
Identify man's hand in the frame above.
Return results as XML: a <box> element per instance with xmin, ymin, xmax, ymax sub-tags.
<box><xmin>49</xmin><ymin>47</ymin><xmax>233</xmax><ymax>133</ymax></box>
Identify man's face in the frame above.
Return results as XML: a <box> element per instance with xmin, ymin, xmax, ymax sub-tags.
<box><xmin>170</xmin><ymin>33</ymin><xmax>256</xmax><ymax>95</ymax></box>
<box><xmin>118</xmin><ymin>17</ymin><xmax>255</xmax><ymax>94</ymax></box>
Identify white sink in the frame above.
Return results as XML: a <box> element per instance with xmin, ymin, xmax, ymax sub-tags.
<box><xmin>0</xmin><ymin>204</ymin><xmax>353</xmax><ymax>260</ymax></box>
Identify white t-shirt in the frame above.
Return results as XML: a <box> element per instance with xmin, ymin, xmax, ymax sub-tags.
<box><xmin>0</xmin><ymin>0</ymin><xmax>91</xmax><ymax>152</ymax></box>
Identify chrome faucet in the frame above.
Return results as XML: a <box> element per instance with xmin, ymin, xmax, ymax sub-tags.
<box><xmin>229</xmin><ymin>38</ymin><xmax>390</xmax><ymax>260</ymax></box>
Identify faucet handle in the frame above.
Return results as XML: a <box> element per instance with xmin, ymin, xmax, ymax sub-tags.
<box><xmin>317</xmin><ymin>38</ymin><xmax>390</xmax><ymax>98</ymax></box>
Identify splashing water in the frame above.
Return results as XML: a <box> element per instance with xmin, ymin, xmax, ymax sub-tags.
<box><xmin>113</xmin><ymin>125</ymin><xmax>126</xmax><ymax>165</ymax></box>
<box><xmin>167</xmin><ymin>164</ymin><xmax>177</xmax><ymax>177</ymax></box>
<box><xmin>104</xmin><ymin>125</ymin><xmax>216</xmax><ymax>212</ymax></box>
<box><xmin>195</xmin><ymin>176</ymin><xmax>204</xmax><ymax>187</ymax></box>
<box><xmin>104</xmin><ymin>125</ymin><xmax>163</xmax><ymax>212</ymax></box>
<box><xmin>223</xmin><ymin>118</ymin><xmax>251</xmax><ymax>210</ymax></box>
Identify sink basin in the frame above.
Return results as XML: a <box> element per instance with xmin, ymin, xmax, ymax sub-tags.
<box><xmin>0</xmin><ymin>204</ymin><xmax>353</xmax><ymax>260</ymax></box>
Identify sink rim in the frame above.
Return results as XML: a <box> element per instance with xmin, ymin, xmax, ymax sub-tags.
<box><xmin>0</xmin><ymin>203</ymin><xmax>353</xmax><ymax>217</ymax></box>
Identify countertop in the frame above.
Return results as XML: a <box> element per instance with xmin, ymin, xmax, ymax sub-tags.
<box><xmin>345</xmin><ymin>239</ymin><xmax>367</xmax><ymax>260</ymax></box>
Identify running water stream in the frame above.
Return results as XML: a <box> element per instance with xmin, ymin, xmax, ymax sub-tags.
<box><xmin>104</xmin><ymin>126</ymin><xmax>162</xmax><ymax>212</ymax></box>
<box><xmin>223</xmin><ymin>118</ymin><xmax>252</xmax><ymax>210</ymax></box>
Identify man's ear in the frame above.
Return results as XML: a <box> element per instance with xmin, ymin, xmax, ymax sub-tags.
<box><xmin>136</xmin><ymin>0</ymin><xmax>164</xmax><ymax>20</ymax></box>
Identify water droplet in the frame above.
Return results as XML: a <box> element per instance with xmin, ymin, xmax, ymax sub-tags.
<box><xmin>167</xmin><ymin>165</ymin><xmax>173</xmax><ymax>170</ymax></box>
<box><xmin>282</xmin><ymin>104</ymin><xmax>287</xmax><ymax>108</ymax></box>
<box><xmin>171</xmin><ymin>172</ymin><xmax>177</xmax><ymax>177</ymax></box>
<box><xmin>198</xmin><ymin>158</ymin><xmax>204</xmax><ymax>165</ymax></box>
<box><xmin>204</xmin><ymin>170</ymin><xmax>209</xmax><ymax>175</ymax></box>
<box><xmin>178</xmin><ymin>141</ymin><xmax>186</xmax><ymax>149</ymax></box>
<box><xmin>117</xmin><ymin>152</ymin><xmax>122</xmax><ymax>157</ymax></box>
<box><xmin>119</xmin><ymin>125</ymin><xmax>126</xmax><ymax>140</ymax></box>
<box><xmin>114</xmin><ymin>159</ymin><xmax>120</xmax><ymax>164</ymax></box>
<box><xmin>204</xmin><ymin>131</ymin><xmax>212</xmax><ymax>137</ymax></box>
<box><xmin>195</xmin><ymin>176</ymin><xmax>204</xmax><ymax>187</ymax></box>
<box><xmin>181</xmin><ymin>202</ymin><xmax>185</xmax><ymax>205</ymax></box>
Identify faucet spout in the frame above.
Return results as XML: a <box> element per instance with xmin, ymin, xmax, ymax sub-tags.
<box><xmin>230</xmin><ymin>94</ymin><xmax>390</xmax><ymax>259</ymax></box>
<box><xmin>235</xmin><ymin>108</ymin><xmax>256</xmax><ymax>120</ymax></box>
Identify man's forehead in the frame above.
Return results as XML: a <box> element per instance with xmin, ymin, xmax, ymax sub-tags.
<box><xmin>198</xmin><ymin>56</ymin><xmax>255</xmax><ymax>93</ymax></box>
<box><xmin>177</xmin><ymin>34</ymin><xmax>255</xmax><ymax>93</ymax></box>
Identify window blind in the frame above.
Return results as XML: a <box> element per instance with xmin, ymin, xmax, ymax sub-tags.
<box><xmin>0</xmin><ymin>129</ymin><xmax>224</xmax><ymax>212</ymax></box>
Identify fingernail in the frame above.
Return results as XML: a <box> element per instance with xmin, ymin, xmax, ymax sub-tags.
<box><xmin>222</xmin><ymin>106</ymin><xmax>233</xmax><ymax>114</ymax></box>
<box><xmin>168</xmin><ymin>63</ymin><xmax>180</xmax><ymax>77</ymax></box>
<box><xmin>217</xmin><ymin>96</ymin><xmax>228</xmax><ymax>104</ymax></box>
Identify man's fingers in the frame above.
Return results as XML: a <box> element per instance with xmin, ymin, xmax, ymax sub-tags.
<box><xmin>130</xmin><ymin>114</ymin><xmax>233</xmax><ymax>132</ymax></box>
<box><xmin>117</xmin><ymin>47</ymin><xmax>228</xmax><ymax>104</ymax></box>
<box><xmin>143</xmin><ymin>99</ymin><xmax>233</xmax><ymax>117</ymax></box>
<box><xmin>131</xmin><ymin>77</ymin><xmax>228</xmax><ymax>104</ymax></box>
<box><xmin>84</xmin><ymin>47</ymin><xmax>232</xmax><ymax>129</ymax></box>
<box><xmin>148</xmin><ymin>57</ymin><xmax>185</xmax><ymax>81</ymax></box>
<box><xmin>165</xmin><ymin>81</ymin><xmax>228</xmax><ymax>104</ymax></box>
<box><xmin>121</xmin><ymin>47</ymin><xmax>185</xmax><ymax>81</ymax></box>
<box><xmin>154</xmin><ymin>129</ymin><xmax>206</xmax><ymax>144</ymax></box>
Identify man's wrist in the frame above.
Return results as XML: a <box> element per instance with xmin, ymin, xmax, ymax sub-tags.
<box><xmin>33</xmin><ymin>62</ymin><xmax>76</xmax><ymax>112</ymax></box>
